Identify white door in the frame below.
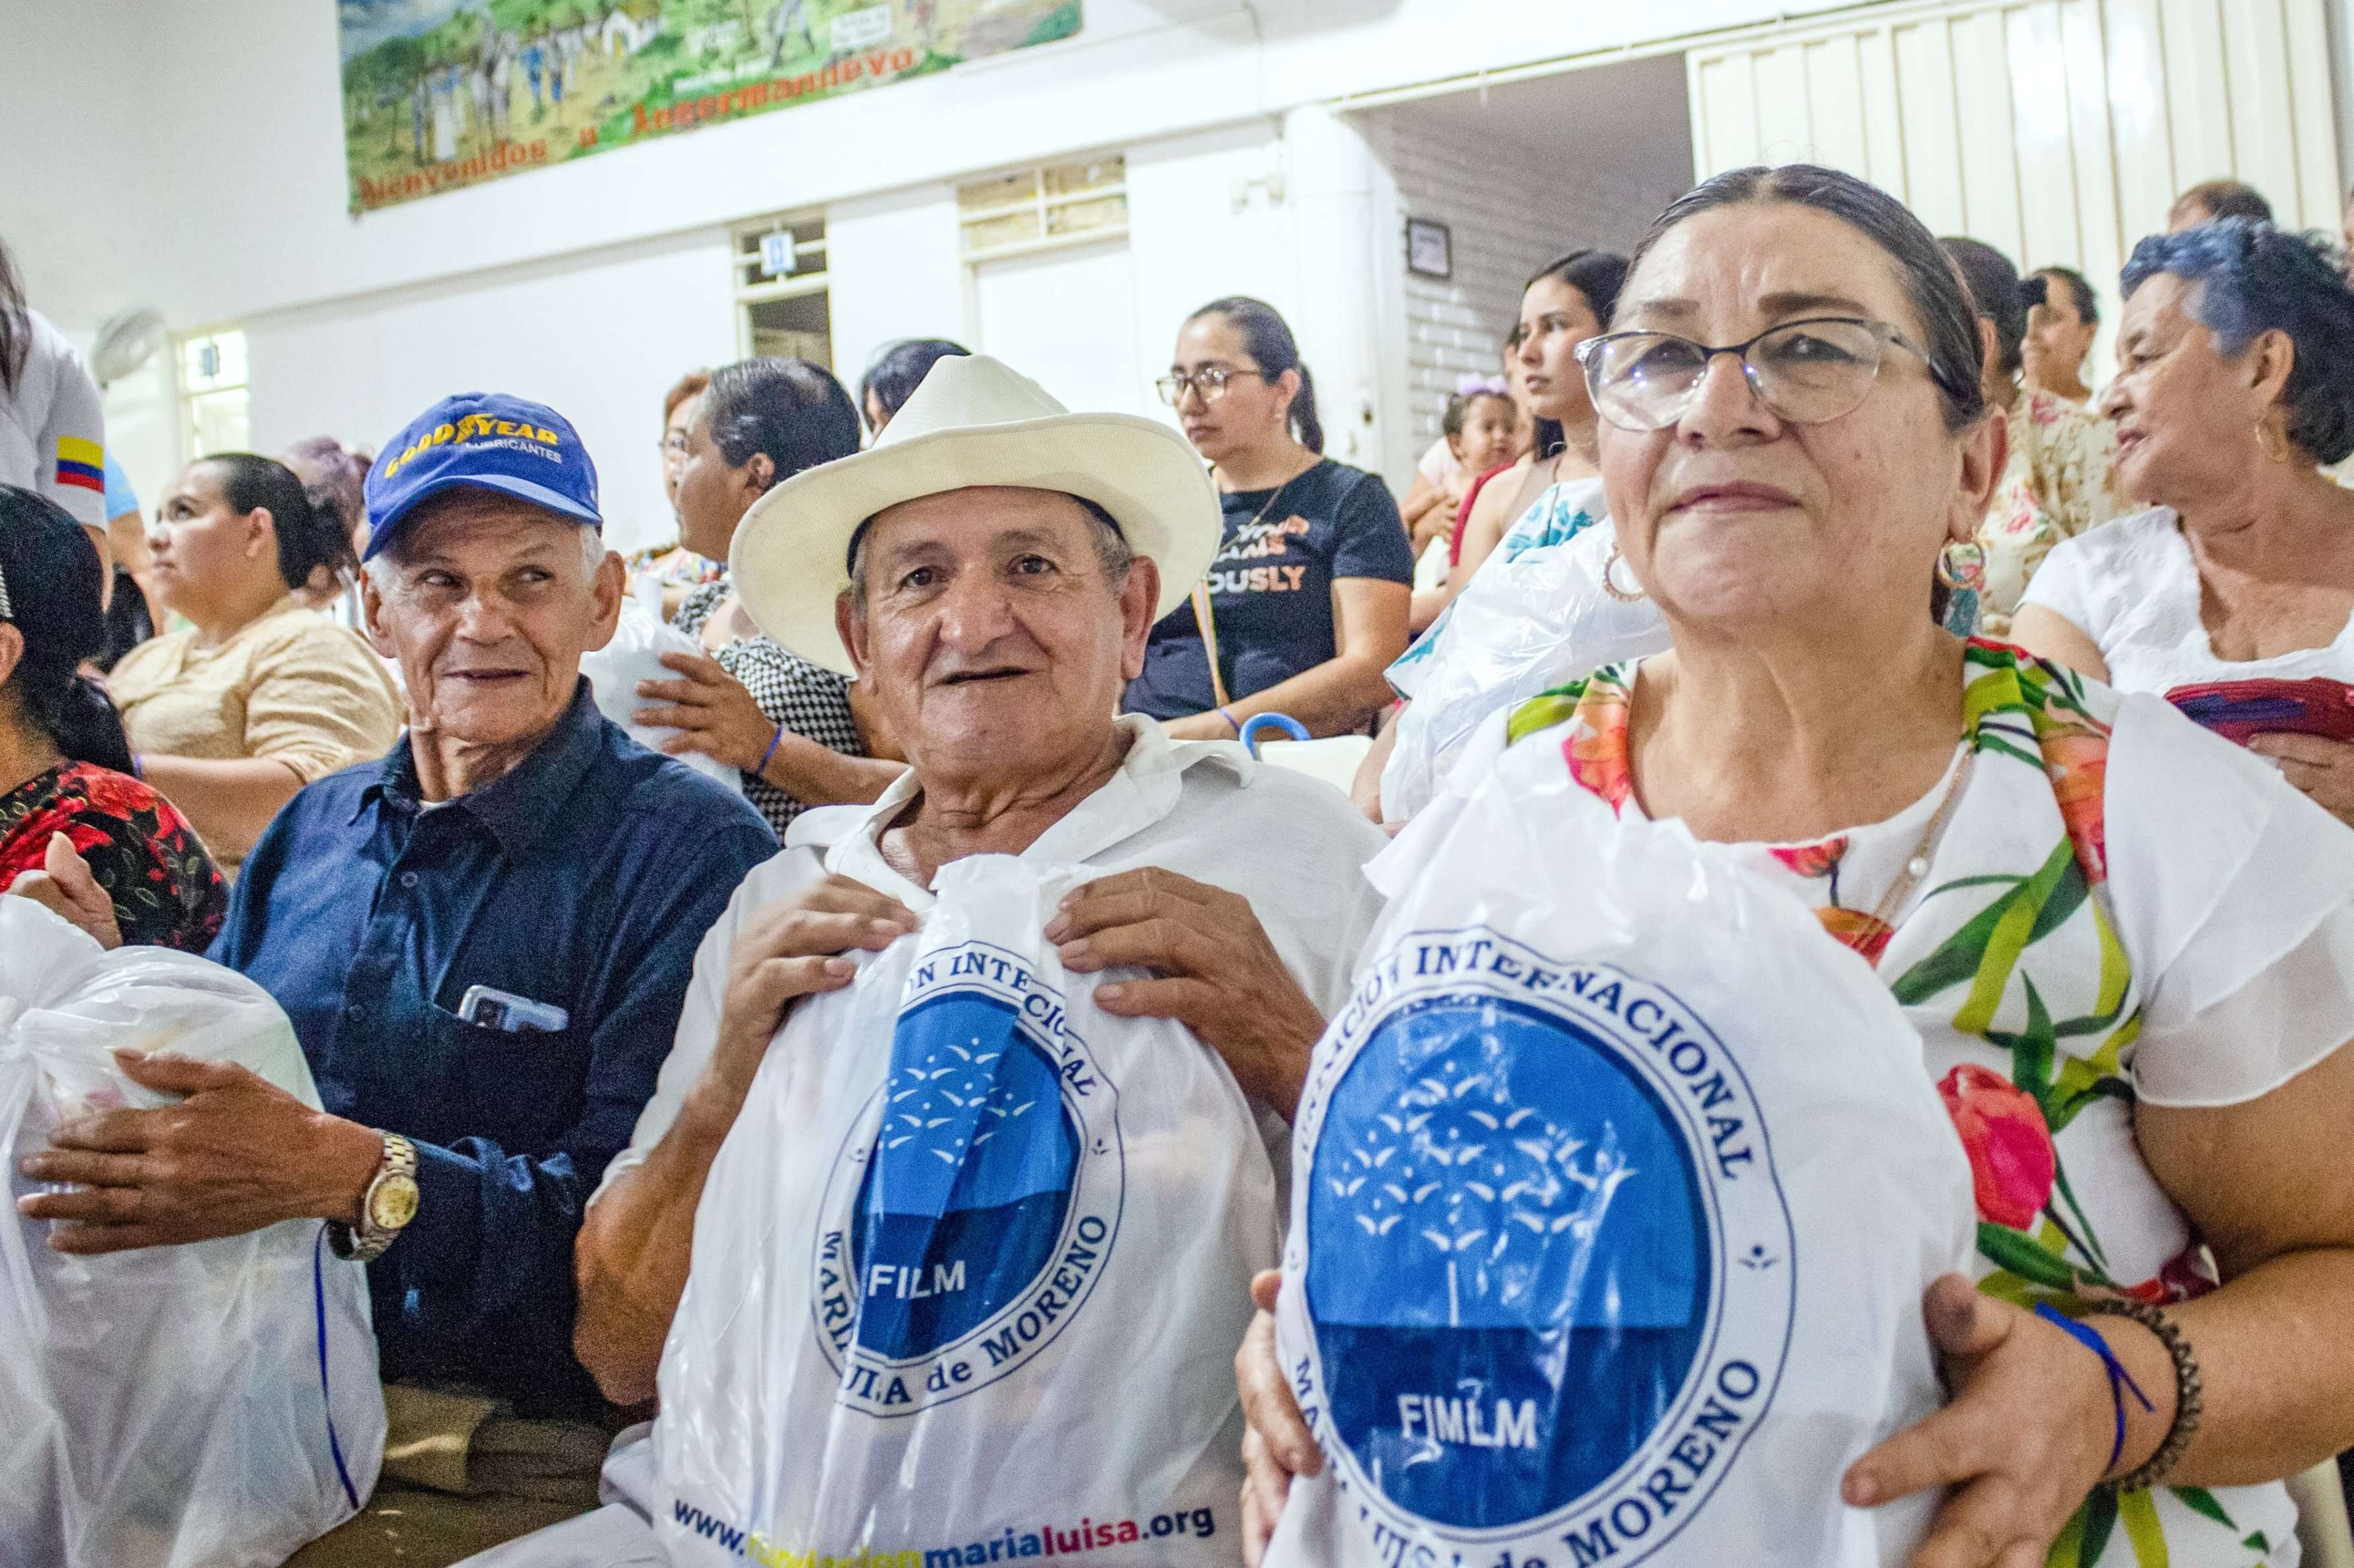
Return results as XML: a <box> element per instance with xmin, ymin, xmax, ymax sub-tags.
<box><xmin>971</xmin><ymin>238</ymin><xmax>1150</xmax><ymax>419</ymax></box>
<box><xmin>1687</xmin><ymin>0</ymin><xmax>2342</xmax><ymax>372</ymax></box>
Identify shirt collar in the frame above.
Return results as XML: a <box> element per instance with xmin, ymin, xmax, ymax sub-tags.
<box><xmin>355</xmin><ymin>678</ymin><xmax>608</xmax><ymax>858</ymax></box>
<box><xmin>805</xmin><ymin>713</ymin><xmax>1254</xmax><ymax>904</ymax></box>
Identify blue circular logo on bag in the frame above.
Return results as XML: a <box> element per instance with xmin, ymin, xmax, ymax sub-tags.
<box><xmin>1294</xmin><ymin>929</ymin><xmax>1794</xmax><ymax>1561</ymax></box>
<box><xmin>811</xmin><ymin>941</ymin><xmax>1123</xmax><ymax>1416</ymax></box>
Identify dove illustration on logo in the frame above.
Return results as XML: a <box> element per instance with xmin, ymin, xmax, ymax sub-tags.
<box><xmin>812</xmin><ymin>938</ymin><xmax>1124</xmax><ymax>1417</ymax></box>
<box><xmin>1293</xmin><ymin>929</ymin><xmax>1795</xmax><ymax>1563</ymax></box>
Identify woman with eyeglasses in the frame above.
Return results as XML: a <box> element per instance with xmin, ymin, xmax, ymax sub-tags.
<box><xmin>1126</xmin><ymin>296</ymin><xmax>1413</xmax><ymax>739</ymax></box>
<box><xmin>623</xmin><ymin>370</ymin><xmax>725</xmax><ymax>621</ymax></box>
<box><xmin>1447</xmin><ymin>251</ymin><xmax>1630</xmax><ymax>585</ymax></box>
<box><xmin>634</xmin><ymin>356</ymin><xmax>906</xmax><ymax>835</ymax></box>
<box><xmin>1236</xmin><ymin>165</ymin><xmax>2354</xmax><ymax>1568</ymax></box>
<box><xmin>1351</xmin><ymin>251</ymin><xmax>1633</xmax><ymax>821</ymax></box>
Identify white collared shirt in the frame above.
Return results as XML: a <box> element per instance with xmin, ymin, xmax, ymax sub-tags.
<box><xmin>594</xmin><ymin>715</ymin><xmax>1390</xmax><ymax>1204</ymax></box>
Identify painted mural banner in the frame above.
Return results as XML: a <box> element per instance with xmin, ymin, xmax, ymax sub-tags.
<box><xmin>339</xmin><ymin>0</ymin><xmax>1082</xmax><ymax>213</ymax></box>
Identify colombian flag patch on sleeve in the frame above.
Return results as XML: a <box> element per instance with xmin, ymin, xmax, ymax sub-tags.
<box><xmin>55</xmin><ymin>436</ymin><xmax>104</xmax><ymax>493</ymax></box>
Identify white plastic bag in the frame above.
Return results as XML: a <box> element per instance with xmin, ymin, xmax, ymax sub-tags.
<box><xmin>655</xmin><ymin>854</ymin><xmax>1277</xmax><ymax>1565</ymax></box>
<box><xmin>1269</xmin><ymin>745</ymin><xmax>1975</xmax><ymax>1568</ymax></box>
<box><xmin>582</xmin><ymin>597</ymin><xmax>741</xmax><ymax>787</ymax></box>
<box><xmin>1382</xmin><ymin>517</ymin><xmax>1671</xmax><ymax>823</ymax></box>
<box><xmin>0</xmin><ymin>899</ymin><xmax>384</xmax><ymax>1568</ymax></box>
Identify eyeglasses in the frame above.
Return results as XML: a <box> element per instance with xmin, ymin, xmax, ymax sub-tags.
<box><xmin>1155</xmin><ymin>366</ymin><xmax>1267</xmax><ymax>407</ymax></box>
<box><xmin>1574</xmin><ymin>317</ymin><xmax>1951</xmax><ymax>432</ymax></box>
<box><xmin>659</xmin><ymin>432</ymin><xmax>690</xmax><ymax>458</ymax></box>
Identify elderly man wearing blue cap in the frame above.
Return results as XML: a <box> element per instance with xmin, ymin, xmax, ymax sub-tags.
<box><xmin>17</xmin><ymin>393</ymin><xmax>778</xmax><ymax>1561</ymax></box>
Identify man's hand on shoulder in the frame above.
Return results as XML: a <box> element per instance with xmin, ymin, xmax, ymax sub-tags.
<box><xmin>707</xmin><ymin>874</ymin><xmax>918</xmax><ymax>1095</ymax></box>
<box><xmin>16</xmin><ymin>1053</ymin><xmax>385</xmax><ymax>1253</ymax></box>
<box><xmin>1048</xmin><ymin>867</ymin><xmax>1325</xmax><ymax>1123</ymax></box>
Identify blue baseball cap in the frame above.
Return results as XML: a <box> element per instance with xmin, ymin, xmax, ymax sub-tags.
<box><xmin>362</xmin><ymin>392</ymin><xmax>601</xmax><ymax>561</ymax></box>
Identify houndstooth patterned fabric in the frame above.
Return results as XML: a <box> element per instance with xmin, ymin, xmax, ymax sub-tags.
<box><xmin>677</xmin><ymin>579</ymin><xmax>864</xmax><ymax>835</ymax></box>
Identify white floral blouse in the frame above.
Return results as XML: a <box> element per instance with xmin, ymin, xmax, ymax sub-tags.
<box><xmin>1974</xmin><ymin>387</ymin><xmax>2130</xmax><ymax>637</ymax></box>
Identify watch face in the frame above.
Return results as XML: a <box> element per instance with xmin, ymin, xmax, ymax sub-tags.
<box><xmin>370</xmin><ymin>1175</ymin><xmax>420</xmax><ymax>1233</ymax></box>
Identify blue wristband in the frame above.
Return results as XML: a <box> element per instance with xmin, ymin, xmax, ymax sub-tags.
<box><xmin>755</xmin><ymin>724</ymin><xmax>785</xmax><ymax>778</ymax></box>
<box><xmin>2035</xmin><ymin>1302</ymin><xmax>2156</xmax><ymax>1477</ymax></box>
<box><xmin>1218</xmin><ymin>706</ymin><xmax>1242</xmax><ymax>737</ymax></box>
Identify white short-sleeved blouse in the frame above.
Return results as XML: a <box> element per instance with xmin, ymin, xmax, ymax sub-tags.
<box><xmin>2021</xmin><ymin>506</ymin><xmax>2354</xmax><ymax>692</ymax></box>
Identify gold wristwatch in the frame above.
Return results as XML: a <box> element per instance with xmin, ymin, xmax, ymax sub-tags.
<box><xmin>327</xmin><ymin>1131</ymin><xmax>419</xmax><ymax>1262</ymax></box>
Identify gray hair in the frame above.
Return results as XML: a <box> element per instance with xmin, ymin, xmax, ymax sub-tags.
<box><xmin>362</xmin><ymin>512</ymin><xmax>607</xmax><ymax>593</ymax></box>
<box><xmin>844</xmin><ymin>494</ymin><xmax>1134</xmax><ymax>618</ymax></box>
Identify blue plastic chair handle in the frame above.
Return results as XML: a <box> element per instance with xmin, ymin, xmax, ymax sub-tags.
<box><xmin>1237</xmin><ymin>713</ymin><xmax>1311</xmax><ymax>755</ymax></box>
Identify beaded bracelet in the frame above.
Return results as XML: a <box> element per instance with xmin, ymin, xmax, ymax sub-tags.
<box><xmin>2081</xmin><ymin>1297</ymin><xmax>2203</xmax><ymax>1493</ymax></box>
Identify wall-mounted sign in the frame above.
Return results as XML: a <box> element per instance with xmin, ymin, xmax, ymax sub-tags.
<box><xmin>1405</xmin><ymin>217</ymin><xmax>1453</xmax><ymax>280</ymax></box>
<box><xmin>338</xmin><ymin>0</ymin><xmax>1082</xmax><ymax>214</ymax></box>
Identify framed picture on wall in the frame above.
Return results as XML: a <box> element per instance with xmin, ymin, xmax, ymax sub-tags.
<box><xmin>1405</xmin><ymin>218</ymin><xmax>1452</xmax><ymax>279</ymax></box>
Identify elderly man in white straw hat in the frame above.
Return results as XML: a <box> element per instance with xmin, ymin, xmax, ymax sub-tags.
<box><xmin>462</xmin><ymin>355</ymin><xmax>1388</xmax><ymax>1566</ymax></box>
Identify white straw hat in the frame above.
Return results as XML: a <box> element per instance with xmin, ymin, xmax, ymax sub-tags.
<box><xmin>730</xmin><ymin>354</ymin><xmax>1221</xmax><ymax>675</ymax></box>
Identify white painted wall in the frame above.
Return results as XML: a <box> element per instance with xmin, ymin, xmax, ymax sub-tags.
<box><xmin>244</xmin><ymin>229</ymin><xmax>739</xmax><ymax>554</ymax></box>
<box><xmin>1361</xmin><ymin>57</ymin><xmax>1698</xmax><ymax>476</ymax></box>
<box><xmin>826</xmin><ymin>183</ymin><xmax>967</xmax><ymax>402</ymax></box>
<box><xmin>0</xmin><ymin>0</ymin><xmax>179</xmax><ymax>511</ymax></box>
<box><xmin>974</xmin><ymin>239</ymin><xmax>1147</xmax><ymax>418</ymax></box>
<box><xmin>1380</xmin><ymin>127</ymin><xmax>1567</xmax><ymax>463</ymax></box>
<box><xmin>1124</xmin><ymin>118</ymin><xmax>1295</xmax><ymax>430</ymax></box>
<box><xmin>22</xmin><ymin>0</ymin><xmax>2354</xmax><ymax>528</ymax></box>
<box><xmin>5</xmin><ymin>0</ymin><xmax>1879</xmax><ymax>335</ymax></box>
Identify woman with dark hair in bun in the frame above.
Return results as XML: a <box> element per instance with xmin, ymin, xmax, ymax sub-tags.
<box><xmin>280</xmin><ymin>433</ymin><xmax>378</xmax><ymax>622</ymax></box>
<box><xmin>2025</xmin><ymin>265</ymin><xmax>2101</xmax><ymax>408</ymax></box>
<box><xmin>108</xmin><ymin>453</ymin><xmax>401</xmax><ymax>870</ymax></box>
<box><xmin>0</xmin><ymin>486</ymin><xmax>224</xmax><ymax>949</ymax></box>
<box><xmin>858</xmin><ymin>337</ymin><xmax>970</xmax><ymax>436</ymax></box>
<box><xmin>1130</xmin><ymin>296</ymin><xmax>1413</xmax><ymax>738</ymax></box>
<box><xmin>1942</xmin><ymin>237</ymin><xmax>2128</xmax><ymax>635</ymax></box>
<box><xmin>638</xmin><ymin>354</ymin><xmax>906</xmax><ymax>833</ymax></box>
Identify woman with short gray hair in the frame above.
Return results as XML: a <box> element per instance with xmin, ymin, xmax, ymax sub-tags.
<box><xmin>2014</xmin><ymin>220</ymin><xmax>2354</xmax><ymax>828</ymax></box>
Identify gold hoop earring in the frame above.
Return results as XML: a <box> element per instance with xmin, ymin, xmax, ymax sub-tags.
<box><xmin>1935</xmin><ymin>545</ymin><xmax>1972</xmax><ymax>592</ymax></box>
<box><xmin>2255</xmin><ymin>420</ymin><xmax>2293</xmax><ymax>465</ymax></box>
<box><xmin>1601</xmin><ymin>543</ymin><xmax>1646</xmax><ymax>603</ymax></box>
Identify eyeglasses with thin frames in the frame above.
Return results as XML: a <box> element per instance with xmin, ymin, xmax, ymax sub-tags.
<box><xmin>1574</xmin><ymin>316</ymin><xmax>1959</xmax><ymax>432</ymax></box>
<box><xmin>1155</xmin><ymin>365</ymin><xmax>1269</xmax><ymax>407</ymax></box>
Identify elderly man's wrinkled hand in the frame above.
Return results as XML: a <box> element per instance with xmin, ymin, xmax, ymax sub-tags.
<box><xmin>714</xmin><ymin>874</ymin><xmax>918</xmax><ymax>1090</ymax></box>
<box><xmin>1238</xmin><ymin>1268</ymin><xmax>1318</xmax><ymax>1567</ymax></box>
<box><xmin>2248</xmin><ymin>732</ymin><xmax>2354</xmax><ymax>828</ymax></box>
<box><xmin>7</xmin><ymin>832</ymin><xmax>123</xmax><ymax>950</ymax></box>
<box><xmin>1048</xmin><ymin>868</ymin><xmax>1325</xmax><ymax>1121</ymax></box>
<box><xmin>16</xmin><ymin>1053</ymin><xmax>386</xmax><ymax>1253</ymax></box>
<box><xmin>1842</xmin><ymin>1275</ymin><xmax>2127</xmax><ymax>1568</ymax></box>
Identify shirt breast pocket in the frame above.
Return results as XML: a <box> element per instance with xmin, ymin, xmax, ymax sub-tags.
<box><xmin>424</xmin><ymin>1002</ymin><xmax>587</xmax><ymax>1156</ymax></box>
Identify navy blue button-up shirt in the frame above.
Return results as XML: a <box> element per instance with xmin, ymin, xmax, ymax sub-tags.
<box><xmin>210</xmin><ymin>682</ymin><xmax>775</xmax><ymax>1414</ymax></box>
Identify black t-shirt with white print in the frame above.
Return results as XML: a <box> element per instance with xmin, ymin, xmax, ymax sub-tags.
<box><xmin>1124</xmin><ymin>457</ymin><xmax>1413</xmax><ymax>721</ymax></box>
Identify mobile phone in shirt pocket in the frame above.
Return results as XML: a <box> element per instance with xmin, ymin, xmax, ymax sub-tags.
<box><xmin>426</xmin><ymin>997</ymin><xmax>582</xmax><ymax>1153</ymax></box>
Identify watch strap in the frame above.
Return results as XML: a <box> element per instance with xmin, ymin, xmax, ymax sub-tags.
<box><xmin>329</xmin><ymin>1131</ymin><xmax>418</xmax><ymax>1263</ymax></box>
